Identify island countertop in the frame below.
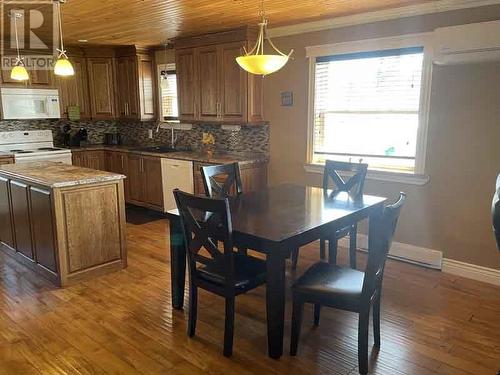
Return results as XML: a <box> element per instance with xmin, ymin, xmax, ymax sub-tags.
<box><xmin>0</xmin><ymin>161</ymin><xmax>125</xmax><ymax>188</ymax></box>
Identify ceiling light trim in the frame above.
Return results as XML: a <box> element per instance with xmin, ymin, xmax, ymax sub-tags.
<box><xmin>268</xmin><ymin>0</ymin><xmax>500</xmax><ymax>38</ymax></box>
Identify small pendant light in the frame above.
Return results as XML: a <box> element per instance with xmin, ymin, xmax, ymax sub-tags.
<box><xmin>10</xmin><ymin>12</ymin><xmax>29</xmax><ymax>81</ymax></box>
<box><xmin>54</xmin><ymin>0</ymin><xmax>74</xmax><ymax>76</ymax></box>
<box><xmin>236</xmin><ymin>0</ymin><xmax>293</xmax><ymax>76</ymax></box>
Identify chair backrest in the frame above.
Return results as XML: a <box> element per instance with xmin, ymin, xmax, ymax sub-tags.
<box><xmin>493</xmin><ymin>174</ymin><xmax>500</xmax><ymax>250</ymax></box>
<box><xmin>322</xmin><ymin>160</ymin><xmax>368</xmax><ymax>198</ymax></box>
<box><xmin>173</xmin><ymin>189</ymin><xmax>236</xmax><ymax>288</ymax></box>
<box><xmin>362</xmin><ymin>193</ymin><xmax>406</xmax><ymax>300</ymax></box>
<box><xmin>201</xmin><ymin>162</ymin><xmax>243</xmax><ymax>198</ymax></box>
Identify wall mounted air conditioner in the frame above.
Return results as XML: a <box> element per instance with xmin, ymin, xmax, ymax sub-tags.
<box><xmin>433</xmin><ymin>20</ymin><xmax>500</xmax><ymax>65</ymax></box>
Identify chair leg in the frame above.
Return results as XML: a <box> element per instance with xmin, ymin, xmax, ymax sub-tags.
<box><xmin>328</xmin><ymin>237</ymin><xmax>338</xmax><ymax>265</ymax></box>
<box><xmin>290</xmin><ymin>296</ymin><xmax>304</xmax><ymax>356</ymax></box>
<box><xmin>223</xmin><ymin>297</ymin><xmax>235</xmax><ymax>357</ymax></box>
<box><xmin>313</xmin><ymin>304</ymin><xmax>321</xmax><ymax>326</ymax></box>
<box><xmin>358</xmin><ymin>308</ymin><xmax>370</xmax><ymax>375</ymax></box>
<box><xmin>187</xmin><ymin>283</ymin><xmax>197</xmax><ymax>337</ymax></box>
<box><xmin>349</xmin><ymin>224</ymin><xmax>358</xmax><ymax>269</ymax></box>
<box><xmin>291</xmin><ymin>247</ymin><xmax>299</xmax><ymax>270</ymax></box>
<box><xmin>320</xmin><ymin>239</ymin><xmax>326</xmax><ymax>260</ymax></box>
<box><xmin>373</xmin><ymin>294</ymin><xmax>381</xmax><ymax>348</ymax></box>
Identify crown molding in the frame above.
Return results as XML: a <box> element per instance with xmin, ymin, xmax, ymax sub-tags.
<box><xmin>269</xmin><ymin>0</ymin><xmax>500</xmax><ymax>38</ymax></box>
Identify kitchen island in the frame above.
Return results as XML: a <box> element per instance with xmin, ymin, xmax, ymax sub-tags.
<box><xmin>0</xmin><ymin>162</ymin><xmax>127</xmax><ymax>286</ymax></box>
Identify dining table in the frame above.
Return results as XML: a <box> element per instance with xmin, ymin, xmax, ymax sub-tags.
<box><xmin>166</xmin><ymin>183</ymin><xmax>387</xmax><ymax>359</ymax></box>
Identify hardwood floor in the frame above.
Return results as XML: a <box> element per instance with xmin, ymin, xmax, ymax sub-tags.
<box><xmin>0</xmin><ymin>209</ymin><xmax>499</xmax><ymax>374</ymax></box>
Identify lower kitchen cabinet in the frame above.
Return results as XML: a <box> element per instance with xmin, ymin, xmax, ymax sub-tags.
<box><xmin>0</xmin><ymin>176</ymin><xmax>14</xmax><ymax>249</ymax></box>
<box><xmin>10</xmin><ymin>180</ymin><xmax>34</xmax><ymax>260</ymax></box>
<box><xmin>72</xmin><ymin>150</ymin><xmax>106</xmax><ymax>170</ymax></box>
<box><xmin>105</xmin><ymin>151</ymin><xmax>129</xmax><ymax>201</ymax></box>
<box><xmin>127</xmin><ymin>154</ymin><xmax>164</xmax><ymax>210</ymax></box>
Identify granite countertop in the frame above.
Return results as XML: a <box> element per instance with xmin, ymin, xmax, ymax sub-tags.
<box><xmin>69</xmin><ymin>145</ymin><xmax>269</xmax><ymax>165</ymax></box>
<box><xmin>0</xmin><ymin>161</ymin><xmax>125</xmax><ymax>188</ymax></box>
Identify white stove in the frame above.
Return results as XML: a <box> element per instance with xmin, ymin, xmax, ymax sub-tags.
<box><xmin>0</xmin><ymin>130</ymin><xmax>72</xmax><ymax>164</ymax></box>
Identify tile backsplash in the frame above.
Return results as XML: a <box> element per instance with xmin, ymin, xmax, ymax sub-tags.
<box><xmin>0</xmin><ymin>119</ymin><xmax>270</xmax><ymax>154</ymax></box>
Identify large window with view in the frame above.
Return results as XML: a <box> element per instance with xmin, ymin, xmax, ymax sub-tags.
<box><xmin>311</xmin><ymin>46</ymin><xmax>427</xmax><ymax>174</ymax></box>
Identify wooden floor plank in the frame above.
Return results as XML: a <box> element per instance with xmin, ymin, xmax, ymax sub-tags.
<box><xmin>0</xmin><ymin>209</ymin><xmax>499</xmax><ymax>374</ymax></box>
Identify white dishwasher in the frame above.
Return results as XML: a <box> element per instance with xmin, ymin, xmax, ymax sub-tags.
<box><xmin>161</xmin><ymin>158</ymin><xmax>194</xmax><ymax>212</ymax></box>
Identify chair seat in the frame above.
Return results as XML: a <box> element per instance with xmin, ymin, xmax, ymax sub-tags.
<box><xmin>198</xmin><ymin>254</ymin><xmax>267</xmax><ymax>291</ymax></box>
<box><xmin>292</xmin><ymin>262</ymin><xmax>365</xmax><ymax>307</ymax></box>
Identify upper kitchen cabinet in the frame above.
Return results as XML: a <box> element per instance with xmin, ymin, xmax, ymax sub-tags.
<box><xmin>87</xmin><ymin>56</ymin><xmax>116</xmax><ymax>120</ymax></box>
<box><xmin>54</xmin><ymin>55</ymin><xmax>91</xmax><ymax>119</ymax></box>
<box><xmin>115</xmin><ymin>47</ymin><xmax>156</xmax><ymax>121</ymax></box>
<box><xmin>174</xmin><ymin>27</ymin><xmax>264</xmax><ymax>124</ymax></box>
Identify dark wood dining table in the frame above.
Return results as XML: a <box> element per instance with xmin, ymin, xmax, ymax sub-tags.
<box><xmin>166</xmin><ymin>184</ymin><xmax>387</xmax><ymax>359</ymax></box>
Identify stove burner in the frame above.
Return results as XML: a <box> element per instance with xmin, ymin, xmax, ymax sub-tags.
<box><xmin>14</xmin><ymin>150</ymin><xmax>34</xmax><ymax>154</ymax></box>
<box><xmin>10</xmin><ymin>149</ymin><xmax>24</xmax><ymax>152</ymax></box>
<box><xmin>37</xmin><ymin>147</ymin><xmax>61</xmax><ymax>151</ymax></box>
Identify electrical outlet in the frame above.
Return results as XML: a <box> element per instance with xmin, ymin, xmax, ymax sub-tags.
<box><xmin>148</xmin><ymin>129</ymin><xmax>153</xmax><ymax>139</ymax></box>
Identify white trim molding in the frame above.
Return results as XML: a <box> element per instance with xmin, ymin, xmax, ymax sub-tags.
<box><xmin>304</xmin><ymin>163</ymin><xmax>430</xmax><ymax>186</ymax></box>
<box><xmin>269</xmin><ymin>0</ymin><xmax>500</xmax><ymax>38</ymax></box>
<box><xmin>339</xmin><ymin>234</ymin><xmax>443</xmax><ymax>269</ymax></box>
<box><xmin>442</xmin><ymin>259</ymin><xmax>500</xmax><ymax>286</ymax></box>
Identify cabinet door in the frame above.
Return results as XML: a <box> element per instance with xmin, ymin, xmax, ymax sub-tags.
<box><xmin>30</xmin><ymin>187</ymin><xmax>57</xmax><ymax>273</ymax></box>
<box><xmin>10</xmin><ymin>181</ymin><xmax>34</xmax><ymax>260</ymax></box>
<box><xmin>137</xmin><ymin>54</ymin><xmax>155</xmax><ymax>120</ymax></box>
<box><xmin>0</xmin><ymin>177</ymin><xmax>14</xmax><ymax>249</ymax></box>
<box><xmin>176</xmin><ymin>49</ymin><xmax>197</xmax><ymax>121</ymax></box>
<box><xmin>127</xmin><ymin>154</ymin><xmax>144</xmax><ymax>202</ymax></box>
<box><xmin>86</xmin><ymin>151</ymin><xmax>105</xmax><ymax>170</ymax></box>
<box><xmin>219</xmin><ymin>42</ymin><xmax>247</xmax><ymax>122</ymax></box>
<box><xmin>115</xmin><ymin>57</ymin><xmax>130</xmax><ymax>118</ymax></box>
<box><xmin>197</xmin><ymin>46</ymin><xmax>219</xmax><ymax>121</ymax></box>
<box><xmin>143</xmin><ymin>156</ymin><xmax>163</xmax><ymax>208</ymax></box>
<box><xmin>56</xmin><ymin>57</ymin><xmax>91</xmax><ymax>119</ymax></box>
<box><xmin>87</xmin><ymin>57</ymin><xmax>115</xmax><ymax>119</ymax></box>
<box><xmin>30</xmin><ymin>69</ymin><xmax>52</xmax><ymax>86</ymax></box>
<box><xmin>72</xmin><ymin>152</ymin><xmax>85</xmax><ymax>167</ymax></box>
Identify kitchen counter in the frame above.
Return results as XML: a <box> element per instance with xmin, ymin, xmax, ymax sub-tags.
<box><xmin>0</xmin><ymin>161</ymin><xmax>125</xmax><ymax>188</ymax></box>
<box><xmin>69</xmin><ymin>145</ymin><xmax>269</xmax><ymax>166</ymax></box>
<box><xmin>0</xmin><ymin>161</ymin><xmax>127</xmax><ymax>286</ymax></box>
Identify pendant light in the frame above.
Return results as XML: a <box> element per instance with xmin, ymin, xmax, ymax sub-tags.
<box><xmin>10</xmin><ymin>12</ymin><xmax>29</xmax><ymax>81</ymax></box>
<box><xmin>236</xmin><ymin>0</ymin><xmax>293</xmax><ymax>76</ymax></box>
<box><xmin>54</xmin><ymin>0</ymin><xmax>74</xmax><ymax>76</ymax></box>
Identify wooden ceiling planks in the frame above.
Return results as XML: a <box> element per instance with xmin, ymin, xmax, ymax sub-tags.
<box><xmin>15</xmin><ymin>0</ymin><xmax>439</xmax><ymax>46</ymax></box>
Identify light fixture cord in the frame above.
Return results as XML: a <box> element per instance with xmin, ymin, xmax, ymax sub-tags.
<box><xmin>12</xmin><ymin>12</ymin><xmax>22</xmax><ymax>63</ymax></box>
<box><xmin>57</xmin><ymin>1</ymin><xmax>67</xmax><ymax>58</ymax></box>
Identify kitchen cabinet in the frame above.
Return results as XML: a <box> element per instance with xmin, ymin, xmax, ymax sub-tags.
<box><xmin>127</xmin><ymin>154</ymin><xmax>163</xmax><ymax>210</ymax></box>
<box><xmin>0</xmin><ymin>164</ymin><xmax>127</xmax><ymax>286</ymax></box>
<box><xmin>10</xmin><ymin>180</ymin><xmax>34</xmax><ymax>260</ymax></box>
<box><xmin>176</xmin><ymin>48</ymin><xmax>197</xmax><ymax>121</ymax></box>
<box><xmin>174</xmin><ymin>28</ymin><xmax>264</xmax><ymax>124</ymax></box>
<box><xmin>0</xmin><ymin>176</ymin><xmax>14</xmax><ymax>249</ymax></box>
<box><xmin>105</xmin><ymin>151</ymin><xmax>129</xmax><ymax>201</ymax></box>
<box><xmin>1</xmin><ymin>68</ymin><xmax>53</xmax><ymax>86</ymax></box>
<box><xmin>115</xmin><ymin>48</ymin><xmax>156</xmax><ymax>121</ymax></box>
<box><xmin>193</xmin><ymin>161</ymin><xmax>268</xmax><ymax>196</ymax></box>
<box><xmin>72</xmin><ymin>150</ymin><xmax>106</xmax><ymax>170</ymax></box>
<box><xmin>87</xmin><ymin>57</ymin><xmax>116</xmax><ymax>119</ymax></box>
<box><xmin>0</xmin><ymin>156</ymin><xmax>14</xmax><ymax>165</ymax></box>
<box><xmin>55</xmin><ymin>56</ymin><xmax>91</xmax><ymax>119</ymax></box>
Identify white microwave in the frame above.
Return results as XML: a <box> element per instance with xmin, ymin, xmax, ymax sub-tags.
<box><xmin>1</xmin><ymin>88</ymin><xmax>60</xmax><ymax>120</ymax></box>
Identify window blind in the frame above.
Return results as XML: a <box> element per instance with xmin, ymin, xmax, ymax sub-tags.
<box><xmin>313</xmin><ymin>47</ymin><xmax>424</xmax><ymax>171</ymax></box>
<box><xmin>160</xmin><ymin>71</ymin><xmax>178</xmax><ymax>119</ymax></box>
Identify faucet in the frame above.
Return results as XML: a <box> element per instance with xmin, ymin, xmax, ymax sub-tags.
<box><xmin>170</xmin><ymin>126</ymin><xmax>178</xmax><ymax>149</ymax></box>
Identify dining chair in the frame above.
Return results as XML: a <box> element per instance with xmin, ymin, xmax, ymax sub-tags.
<box><xmin>291</xmin><ymin>160</ymin><xmax>368</xmax><ymax>270</ymax></box>
<box><xmin>493</xmin><ymin>174</ymin><xmax>500</xmax><ymax>250</ymax></box>
<box><xmin>173</xmin><ymin>189</ymin><xmax>267</xmax><ymax>357</ymax></box>
<box><xmin>201</xmin><ymin>162</ymin><xmax>243</xmax><ymax>198</ymax></box>
<box><xmin>290</xmin><ymin>193</ymin><xmax>406</xmax><ymax>375</ymax></box>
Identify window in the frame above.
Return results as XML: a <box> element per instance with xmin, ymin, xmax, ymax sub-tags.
<box><xmin>158</xmin><ymin>64</ymin><xmax>178</xmax><ymax>120</ymax></box>
<box><xmin>308</xmin><ymin>35</ymin><xmax>431</xmax><ymax>174</ymax></box>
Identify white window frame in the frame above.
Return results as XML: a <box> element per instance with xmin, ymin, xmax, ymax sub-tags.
<box><xmin>305</xmin><ymin>33</ymin><xmax>433</xmax><ymax>185</ymax></box>
<box><xmin>157</xmin><ymin>63</ymin><xmax>179</xmax><ymax>122</ymax></box>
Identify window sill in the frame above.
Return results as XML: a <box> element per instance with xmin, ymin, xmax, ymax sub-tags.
<box><xmin>303</xmin><ymin>163</ymin><xmax>430</xmax><ymax>186</ymax></box>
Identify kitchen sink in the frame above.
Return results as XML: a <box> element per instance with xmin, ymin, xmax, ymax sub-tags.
<box><xmin>134</xmin><ymin>146</ymin><xmax>177</xmax><ymax>153</ymax></box>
